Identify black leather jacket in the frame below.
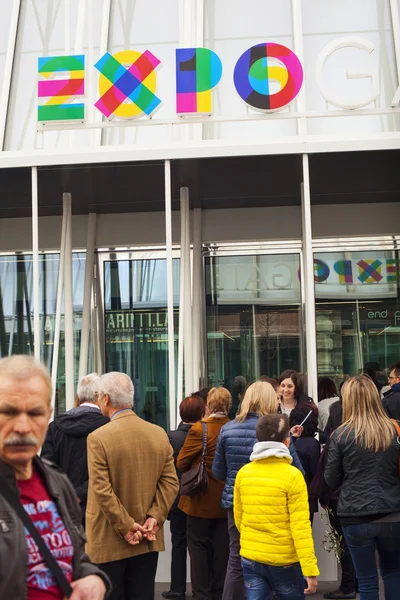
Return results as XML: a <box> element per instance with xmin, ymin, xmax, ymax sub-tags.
<box><xmin>325</xmin><ymin>427</ymin><xmax>400</xmax><ymax>517</ymax></box>
<box><xmin>0</xmin><ymin>456</ymin><xmax>111</xmax><ymax>600</ymax></box>
<box><xmin>168</xmin><ymin>422</ymin><xmax>192</xmax><ymax>512</ymax></box>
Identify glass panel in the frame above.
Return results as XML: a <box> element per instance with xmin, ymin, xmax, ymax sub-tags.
<box><xmin>104</xmin><ymin>257</ymin><xmax>180</xmax><ymax>429</ymax></box>
<box><xmin>302</xmin><ymin>0</ymin><xmax>399</xmax><ymax>135</ymax></box>
<box><xmin>205</xmin><ymin>254</ymin><xmax>302</xmax><ymax>415</ymax></box>
<box><xmin>0</xmin><ymin>3</ymin><xmax>14</xmax><ymax>100</ymax></box>
<box><xmin>102</xmin><ymin>0</ymin><xmax>179</xmax><ymax>147</ymax></box>
<box><xmin>5</xmin><ymin>0</ymin><xmax>86</xmax><ymax>151</ymax></box>
<box><xmin>203</xmin><ymin>0</ymin><xmax>296</xmax><ymax>140</ymax></box>
<box><xmin>0</xmin><ymin>252</ymin><xmax>86</xmax><ymax>413</ymax></box>
<box><xmin>314</xmin><ymin>249</ymin><xmax>400</xmax><ymax>391</ymax></box>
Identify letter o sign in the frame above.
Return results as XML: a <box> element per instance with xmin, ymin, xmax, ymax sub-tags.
<box><xmin>233</xmin><ymin>43</ymin><xmax>303</xmax><ymax>112</ymax></box>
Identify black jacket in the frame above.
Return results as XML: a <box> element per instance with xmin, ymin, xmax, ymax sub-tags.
<box><xmin>0</xmin><ymin>456</ymin><xmax>111</xmax><ymax>599</ymax></box>
<box><xmin>325</xmin><ymin>427</ymin><xmax>400</xmax><ymax>517</ymax></box>
<box><xmin>168</xmin><ymin>422</ymin><xmax>192</xmax><ymax>511</ymax></box>
<box><xmin>383</xmin><ymin>384</ymin><xmax>400</xmax><ymax>421</ymax></box>
<box><xmin>294</xmin><ymin>436</ymin><xmax>321</xmax><ymax>513</ymax></box>
<box><xmin>41</xmin><ymin>405</ymin><xmax>109</xmax><ymax>508</ymax></box>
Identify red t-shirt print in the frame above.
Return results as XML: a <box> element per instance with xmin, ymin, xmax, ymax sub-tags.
<box><xmin>17</xmin><ymin>468</ymin><xmax>74</xmax><ymax>600</ymax></box>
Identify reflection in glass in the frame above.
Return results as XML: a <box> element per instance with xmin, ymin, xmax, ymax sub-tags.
<box><xmin>0</xmin><ymin>253</ymin><xmax>86</xmax><ymax>414</ymax></box>
<box><xmin>314</xmin><ymin>250</ymin><xmax>400</xmax><ymax>390</ymax></box>
<box><xmin>104</xmin><ymin>258</ymin><xmax>180</xmax><ymax>429</ymax></box>
<box><xmin>205</xmin><ymin>254</ymin><xmax>303</xmax><ymax>416</ymax></box>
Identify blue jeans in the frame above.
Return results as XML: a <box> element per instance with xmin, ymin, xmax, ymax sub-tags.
<box><xmin>343</xmin><ymin>521</ymin><xmax>400</xmax><ymax>600</ymax></box>
<box><xmin>241</xmin><ymin>557</ymin><xmax>304</xmax><ymax>600</ymax></box>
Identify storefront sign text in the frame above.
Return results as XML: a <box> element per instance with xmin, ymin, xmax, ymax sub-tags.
<box><xmin>37</xmin><ymin>37</ymin><xmax>400</xmax><ymax>123</ymax></box>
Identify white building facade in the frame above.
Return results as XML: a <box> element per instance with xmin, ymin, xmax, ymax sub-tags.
<box><xmin>1</xmin><ymin>0</ymin><xmax>400</xmax><ymax>582</ymax></box>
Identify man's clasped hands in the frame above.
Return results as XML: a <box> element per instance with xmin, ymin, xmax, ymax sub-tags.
<box><xmin>124</xmin><ymin>517</ymin><xmax>159</xmax><ymax>545</ymax></box>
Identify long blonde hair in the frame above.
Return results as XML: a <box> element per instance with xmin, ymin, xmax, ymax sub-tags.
<box><xmin>236</xmin><ymin>381</ymin><xmax>278</xmax><ymax>423</ymax></box>
<box><xmin>339</xmin><ymin>375</ymin><xmax>394</xmax><ymax>452</ymax></box>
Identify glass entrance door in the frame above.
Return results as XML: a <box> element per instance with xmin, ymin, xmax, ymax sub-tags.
<box><xmin>102</xmin><ymin>253</ymin><xmax>179</xmax><ymax>429</ymax></box>
<box><xmin>314</xmin><ymin>249</ymin><xmax>400</xmax><ymax>389</ymax></box>
<box><xmin>205</xmin><ymin>253</ymin><xmax>303</xmax><ymax>416</ymax></box>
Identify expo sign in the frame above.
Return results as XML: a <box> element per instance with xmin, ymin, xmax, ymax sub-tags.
<box><xmin>37</xmin><ymin>36</ymin><xmax>400</xmax><ymax>123</ymax></box>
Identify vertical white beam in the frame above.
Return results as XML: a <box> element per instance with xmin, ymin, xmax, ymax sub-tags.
<box><xmin>301</xmin><ymin>155</ymin><xmax>318</xmax><ymax>402</ymax></box>
<box><xmin>390</xmin><ymin>0</ymin><xmax>400</xmax><ymax>82</ymax></box>
<box><xmin>65</xmin><ymin>0</ymin><xmax>71</xmax><ymax>53</ymax></box>
<box><xmin>181</xmin><ymin>188</ymin><xmax>193</xmax><ymax>397</ymax></box>
<box><xmin>192</xmin><ymin>207</ymin><xmax>202</xmax><ymax>392</ymax></box>
<box><xmin>177</xmin><ymin>194</ymin><xmax>186</xmax><ymax>413</ymax></box>
<box><xmin>0</xmin><ymin>0</ymin><xmax>21</xmax><ymax>150</ymax></box>
<box><xmin>252</xmin><ymin>304</ymin><xmax>260</xmax><ymax>380</ymax></box>
<box><xmin>165</xmin><ymin>160</ymin><xmax>176</xmax><ymax>429</ymax></box>
<box><xmin>70</xmin><ymin>0</ymin><xmax>87</xmax><ymax>148</ymax></box>
<box><xmin>291</xmin><ymin>0</ymin><xmax>307</xmax><ymax>136</ymax></box>
<box><xmin>94</xmin><ymin>0</ymin><xmax>112</xmax><ymax>147</ymax></box>
<box><xmin>32</xmin><ymin>167</ymin><xmax>40</xmax><ymax>362</ymax></box>
<box><xmin>51</xmin><ymin>211</ymin><xmax>67</xmax><ymax>411</ymax></box>
<box><xmin>74</xmin><ymin>0</ymin><xmax>87</xmax><ymax>52</ymax></box>
<box><xmin>79</xmin><ymin>213</ymin><xmax>97</xmax><ymax>380</ymax></box>
<box><xmin>178</xmin><ymin>0</ymin><xmax>204</xmax><ymax>142</ymax></box>
<box><xmin>93</xmin><ymin>254</ymin><xmax>105</xmax><ymax>374</ymax></box>
<box><xmin>63</xmin><ymin>193</ymin><xmax>74</xmax><ymax>410</ymax></box>
<box><xmin>195</xmin><ymin>0</ymin><xmax>204</xmax><ymax>46</ymax></box>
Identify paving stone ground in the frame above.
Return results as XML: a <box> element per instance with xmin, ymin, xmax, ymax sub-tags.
<box><xmin>154</xmin><ymin>581</ymin><xmax>374</xmax><ymax>599</ymax></box>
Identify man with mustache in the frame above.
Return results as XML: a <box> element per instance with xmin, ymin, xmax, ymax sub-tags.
<box><xmin>0</xmin><ymin>354</ymin><xmax>111</xmax><ymax>600</ymax></box>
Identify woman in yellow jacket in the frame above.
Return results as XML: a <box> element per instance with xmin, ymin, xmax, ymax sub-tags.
<box><xmin>234</xmin><ymin>413</ymin><xmax>319</xmax><ymax>599</ymax></box>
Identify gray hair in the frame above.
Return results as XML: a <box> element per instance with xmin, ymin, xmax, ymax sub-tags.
<box><xmin>77</xmin><ymin>373</ymin><xmax>100</xmax><ymax>404</ymax></box>
<box><xmin>0</xmin><ymin>355</ymin><xmax>52</xmax><ymax>403</ymax></box>
<box><xmin>100</xmin><ymin>372</ymin><xmax>134</xmax><ymax>409</ymax></box>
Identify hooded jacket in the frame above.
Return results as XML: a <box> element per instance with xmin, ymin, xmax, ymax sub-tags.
<box><xmin>234</xmin><ymin>441</ymin><xmax>319</xmax><ymax>577</ymax></box>
<box><xmin>41</xmin><ymin>405</ymin><xmax>109</xmax><ymax>508</ymax></box>
<box><xmin>212</xmin><ymin>413</ymin><xmax>304</xmax><ymax>508</ymax></box>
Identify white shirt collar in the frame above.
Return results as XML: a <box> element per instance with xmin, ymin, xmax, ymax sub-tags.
<box><xmin>79</xmin><ymin>402</ymin><xmax>100</xmax><ymax>410</ymax></box>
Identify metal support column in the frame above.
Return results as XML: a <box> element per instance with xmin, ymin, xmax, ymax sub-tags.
<box><xmin>390</xmin><ymin>0</ymin><xmax>400</xmax><ymax>84</ymax></box>
<box><xmin>51</xmin><ymin>208</ymin><xmax>67</xmax><ymax>410</ymax></box>
<box><xmin>79</xmin><ymin>213</ymin><xmax>97</xmax><ymax>380</ymax></box>
<box><xmin>291</xmin><ymin>0</ymin><xmax>307</xmax><ymax>136</ymax></box>
<box><xmin>63</xmin><ymin>193</ymin><xmax>74</xmax><ymax>410</ymax></box>
<box><xmin>93</xmin><ymin>253</ymin><xmax>105</xmax><ymax>375</ymax></box>
<box><xmin>94</xmin><ymin>0</ymin><xmax>112</xmax><ymax>146</ymax></box>
<box><xmin>165</xmin><ymin>161</ymin><xmax>176</xmax><ymax>430</ymax></box>
<box><xmin>177</xmin><ymin>196</ymin><xmax>186</xmax><ymax>410</ymax></box>
<box><xmin>181</xmin><ymin>188</ymin><xmax>193</xmax><ymax>397</ymax></box>
<box><xmin>0</xmin><ymin>0</ymin><xmax>21</xmax><ymax>150</ymax></box>
<box><xmin>31</xmin><ymin>167</ymin><xmax>40</xmax><ymax>361</ymax></box>
<box><xmin>301</xmin><ymin>155</ymin><xmax>318</xmax><ymax>402</ymax></box>
<box><xmin>192</xmin><ymin>207</ymin><xmax>203</xmax><ymax>391</ymax></box>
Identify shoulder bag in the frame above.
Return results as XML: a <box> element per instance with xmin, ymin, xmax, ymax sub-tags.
<box><xmin>180</xmin><ymin>422</ymin><xmax>209</xmax><ymax>497</ymax></box>
<box><xmin>0</xmin><ymin>476</ymin><xmax>73</xmax><ymax>598</ymax></box>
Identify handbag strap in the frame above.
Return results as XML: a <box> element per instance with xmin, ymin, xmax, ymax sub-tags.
<box><xmin>200</xmin><ymin>422</ymin><xmax>208</xmax><ymax>465</ymax></box>
<box><xmin>0</xmin><ymin>476</ymin><xmax>73</xmax><ymax>598</ymax></box>
<box><xmin>390</xmin><ymin>419</ymin><xmax>400</xmax><ymax>476</ymax></box>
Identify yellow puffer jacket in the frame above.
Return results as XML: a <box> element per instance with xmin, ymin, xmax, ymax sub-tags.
<box><xmin>234</xmin><ymin>444</ymin><xmax>319</xmax><ymax>577</ymax></box>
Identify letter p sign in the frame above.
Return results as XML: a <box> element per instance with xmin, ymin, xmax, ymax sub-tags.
<box><xmin>176</xmin><ymin>48</ymin><xmax>222</xmax><ymax>115</ymax></box>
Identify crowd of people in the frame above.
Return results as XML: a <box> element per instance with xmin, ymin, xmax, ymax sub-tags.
<box><xmin>0</xmin><ymin>355</ymin><xmax>400</xmax><ymax>599</ymax></box>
